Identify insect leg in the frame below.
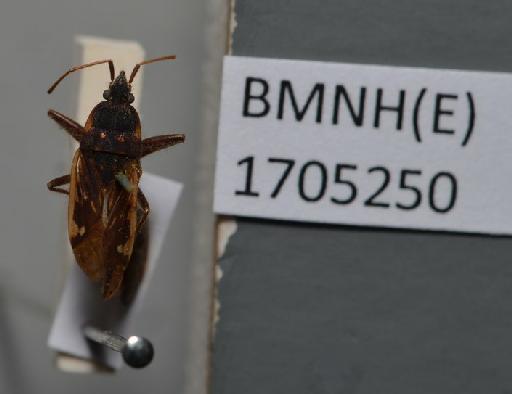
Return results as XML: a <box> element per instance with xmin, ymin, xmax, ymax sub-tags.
<box><xmin>48</xmin><ymin>109</ymin><xmax>86</xmax><ymax>142</ymax></box>
<box><xmin>137</xmin><ymin>189</ymin><xmax>150</xmax><ymax>232</ymax></box>
<box><xmin>47</xmin><ymin>174</ymin><xmax>71</xmax><ymax>195</ymax></box>
<box><xmin>141</xmin><ymin>134</ymin><xmax>185</xmax><ymax>157</ymax></box>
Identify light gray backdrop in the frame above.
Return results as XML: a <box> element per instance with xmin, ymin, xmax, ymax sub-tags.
<box><xmin>0</xmin><ymin>0</ymin><xmax>212</xmax><ymax>393</ymax></box>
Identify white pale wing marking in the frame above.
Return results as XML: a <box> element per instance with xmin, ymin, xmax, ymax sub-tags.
<box><xmin>101</xmin><ymin>193</ymin><xmax>109</xmax><ymax>227</ymax></box>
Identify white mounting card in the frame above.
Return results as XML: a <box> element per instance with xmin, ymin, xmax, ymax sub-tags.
<box><xmin>48</xmin><ymin>173</ymin><xmax>183</xmax><ymax>369</ymax></box>
<box><xmin>214</xmin><ymin>55</ymin><xmax>512</xmax><ymax>235</ymax></box>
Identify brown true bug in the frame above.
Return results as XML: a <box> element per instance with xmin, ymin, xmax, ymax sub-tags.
<box><xmin>47</xmin><ymin>56</ymin><xmax>185</xmax><ymax>300</ymax></box>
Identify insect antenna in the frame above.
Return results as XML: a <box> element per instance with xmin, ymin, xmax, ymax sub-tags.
<box><xmin>48</xmin><ymin>59</ymin><xmax>115</xmax><ymax>94</ymax></box>
<box><xmin>128</xmin><ymin>55</ymin><xmax>176</xmax><ymax>84</ymax></box>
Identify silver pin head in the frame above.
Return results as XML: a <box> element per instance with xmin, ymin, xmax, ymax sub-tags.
<box><xmin>122</xmin><ymin>336</ymin><xmax>154</xmax><ymax>368</ymax></box>
<box><xmin>83</xmin><ymin>325</ymin><xmax>154</xmax><ymax>369</ymax></box>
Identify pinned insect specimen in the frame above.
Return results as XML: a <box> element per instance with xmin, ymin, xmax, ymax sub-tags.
<box><xmin>47</xmin><ymin>56</ymin><xmax>185</xmax><ymax>299</ymax></box>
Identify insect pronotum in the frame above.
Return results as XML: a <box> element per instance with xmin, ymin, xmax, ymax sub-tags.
<box><xmin>47</xmin><ymin>55</ymin><xmax>185</xmax><ymax>299</ymax></box>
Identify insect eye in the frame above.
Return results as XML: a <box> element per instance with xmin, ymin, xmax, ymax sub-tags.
<box><xmin>128</xmin><ymin>93</ymin><xmax>135</xmax><ymax>104</ymax></box>
<box><xmin>103</xmin><ymin>90</ymin><xmax>111</xmax><ymax>100</ymax></box>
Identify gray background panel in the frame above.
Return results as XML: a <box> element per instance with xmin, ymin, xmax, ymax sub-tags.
<box><xmin>212</xmin><ymin>1</ymin><xmax>512</xmax><ymax>393</ymax></box>
<box><xmin>233</xmin><ymin>0</ymin><xmax>512</xmax><ymax>71</ymax></box>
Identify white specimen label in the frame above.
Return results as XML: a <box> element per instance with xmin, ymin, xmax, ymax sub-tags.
<box><xmin>214</xmin><ymin>55</ymin><xmax>512</xmax><ymax>235</ymax></box>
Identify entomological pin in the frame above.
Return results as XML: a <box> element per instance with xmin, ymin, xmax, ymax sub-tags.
<box><xmin>47</xmin><ymin>56</ymin><xmax>185</xmax><ymax>299</ymax></box>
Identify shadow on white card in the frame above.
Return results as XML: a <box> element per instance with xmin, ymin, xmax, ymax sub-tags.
<box><xmin>48</xmin><ymin>173</ymin><xmax>183</xmax><ymax>370</ymax></box>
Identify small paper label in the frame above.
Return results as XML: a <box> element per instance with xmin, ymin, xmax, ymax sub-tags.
<box><xmin>214</xmin><ymin>55</ymin><xmax>512</xmax><ymax>235</ymax></box>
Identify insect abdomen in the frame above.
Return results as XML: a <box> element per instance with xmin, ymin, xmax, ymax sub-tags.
<box><xmin>68</xmin><ymin>150</ymin><xmax>139</xmax><ymax>298</ymax></box>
